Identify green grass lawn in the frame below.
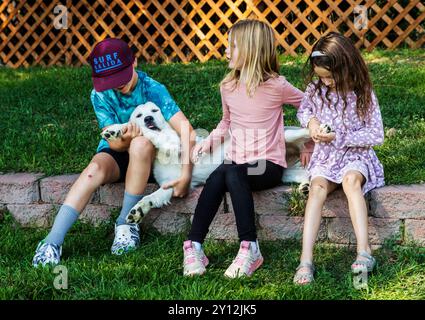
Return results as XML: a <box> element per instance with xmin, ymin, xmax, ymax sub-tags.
<box><xmin>0</xmin><ymin>213</ymin><xmax>424</xmax><ymax>300</ymax></box>
<box><xmin>0</xmin><ymin>49</ymin><xmax>424</xmax><ymax>184</ymax></box>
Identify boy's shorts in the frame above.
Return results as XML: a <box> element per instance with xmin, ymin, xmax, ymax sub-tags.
<box><xmin>97</xmin><ymin>148</ymin><xmax>156</xmax><ymax>183</ymax></box>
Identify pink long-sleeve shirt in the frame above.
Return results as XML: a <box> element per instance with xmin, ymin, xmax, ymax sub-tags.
<box><xmin>203</xmin><ymin>76</ymin><xmax>304</xmax><ymax>168</ymax></box>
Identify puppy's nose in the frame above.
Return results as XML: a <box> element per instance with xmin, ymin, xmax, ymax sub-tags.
<box><xmin>144</xmin><ymin>116</ymin><xmax>154</xmax><ymax>123</ymax></box>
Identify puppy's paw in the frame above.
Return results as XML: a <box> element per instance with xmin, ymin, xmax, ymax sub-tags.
<box><xmin>298</xmin><ymin>182</ymin><xmax>310</xmax><ymax>196</ymax></box>
<box><xmin>126</xmin><ymin>198</ymin><xmax>153</xmax><ymax>224</ymax></box>
<box><xmin>320</xmin><ymin>123</ymin><xmax>335</xmax><ymax>134</ymax></box>
<box><xmin>126</xmin><ymin>208</ymin><xmax>142</xmax><ymax>224</ymax></box>
<box><xmin>126</xmin><ymin>209</ymin><xmax>141</xmax><ymax>224</ymax></box>
<box><xmin>101</xmin><ymin>124</ymin><xmax>124</xmax><ymax>141</ymax></box>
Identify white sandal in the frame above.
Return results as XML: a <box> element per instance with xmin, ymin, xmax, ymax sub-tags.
<box><xmin>293</xmin><ymin>262</ymin><xmax>315</xmax><ymax>285</ymax></box>
<box><xmin>351</xmin><ymin>251</ymin><xmax>376</xmax><ymax>273</ymax></box>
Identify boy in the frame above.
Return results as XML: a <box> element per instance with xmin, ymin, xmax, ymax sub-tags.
<box><xmin>33</xmin><ymin>38</ymin><xmax>194</xmax><ymax>266</ymax></box>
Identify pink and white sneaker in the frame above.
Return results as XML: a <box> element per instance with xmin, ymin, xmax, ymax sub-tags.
<box><xmin>183</xmin><ymin>240</ymin><xmax>209</xmax><ymax>276</ymax></box>
<box><xmin>224</xmin><ymin>240</ymin><xmax>264</xmax><ymax>278</ymax></box>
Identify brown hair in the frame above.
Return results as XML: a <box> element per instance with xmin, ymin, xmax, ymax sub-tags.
<box><xmin>304</xmin><ymin>32</ymin><xmax>373</xmax><ymax>120</ymax></box>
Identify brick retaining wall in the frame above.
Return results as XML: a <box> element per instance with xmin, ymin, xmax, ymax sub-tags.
<box><xmin>1</xmin><ymin>173</ymin><xmax>424</xmax><ymax>246</ymax></box>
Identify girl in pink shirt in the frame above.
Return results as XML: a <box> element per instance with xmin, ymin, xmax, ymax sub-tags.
<box><xmin>182</xmin><ymin>19</ymin><xmax>310</xmax><ymax>278</ymax></box>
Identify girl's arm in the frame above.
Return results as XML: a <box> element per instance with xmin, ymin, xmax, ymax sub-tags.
<box><xmin>201</xmin><ymin>87</ymin><xmax>231</xmax><ymax>152</ymax></box>
<box><xmin>281</xmin><ymin>80</ymin><xmax>317</xmax><ymax>164</ymax></box>
<box><xmin>300</xmin><ymin>139</ymin><xmax>315</xmax><ymax>167</ymax></box>
<box><xmin>281</xmin><ymin>78</ymin><xmax>304</xmax><ymax>108</ymax></box>
<box><xmin>296</xmin><ymin>84</ymin><xmax>317</xmax><ymax>128</ymax></box>
<box><xmin>296</xmin><ymin>84</ymin><xmax>321</xmax><ymax>147</ymax></box>
<box><xmin>336</xmin><ymin>92</ymin><xmax>384</xmax><ymax>148</ymax></box>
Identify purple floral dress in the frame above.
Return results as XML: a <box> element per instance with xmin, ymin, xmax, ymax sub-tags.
<box><xmin>297</xmin><ymin>82</ymin><xmax>385</xmax><ymax>194</ymax></box>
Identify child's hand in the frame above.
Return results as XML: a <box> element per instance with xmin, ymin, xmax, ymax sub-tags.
<box><xmin>162</xmin><ymin>175</ymin><xmax>191</xmax><ymax>198</ymax></box>
<box><xmin>191</xmin><ymin>142</ymin><xmax>209</xmax><ymax>163</ymax></box>
<box><xmin>300</xmin><ymin>140</ymin><xmax>314</xmax><ymax>167</ymax></box>
<box><xmin>315</xmin><ymin>124</ymin><xmax>335</xmax><ymax>143</ymax></box>
<box><xmin>122</xmin><ymin>122</ymin><xmax>142</xmax><ymax>140</ymax></box>
<box><xmin>300</xmin><ymin>151</ymin><xmax>312</xmax><ymax>167</ymax></box>
<box><xmin>308</xmin><ymin>118</ymin><xmax>321</xmax><ymax>143</ymax></box>
<box><xmin>315</xmin><ymin>131</ymin><xmax>336</xmax><ymax>143</ymax></box>
<box><xmin>310</xmin><ymin>128</ymin><xmax>322</xmax><ymax>143</ymax></box>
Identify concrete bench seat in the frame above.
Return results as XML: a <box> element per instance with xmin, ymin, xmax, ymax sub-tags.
<box><xmin>1</xmin><ymin>173</ymin><xmax>424</xmax><ymax>246</ymax></box>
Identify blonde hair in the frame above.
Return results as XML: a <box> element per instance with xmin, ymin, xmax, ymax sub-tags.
<box><xmin>221</xmin><ymin>19</ymin><xmax>279</xmax><ymax>96</ymax></box>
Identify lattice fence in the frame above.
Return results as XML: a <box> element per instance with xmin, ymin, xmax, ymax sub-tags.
<box><xmin>0</xmin><ymin>0</ymin><xmax>424</xmax><ymax>67</ymax></box>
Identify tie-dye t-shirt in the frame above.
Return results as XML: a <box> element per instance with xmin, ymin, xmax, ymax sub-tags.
<box><xmin>91</xmin><ymin>70</ymin><xmax>181</xmax><ymax>152</ymax></box>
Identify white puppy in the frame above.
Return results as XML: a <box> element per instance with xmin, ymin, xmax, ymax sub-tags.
<box><xmin>101</xmin><ymin>102</ymin><xmax>311</xmax><ymax>224</ymax></box>
<box><xmin>282</xmin><ymin>126</ymin><xmax>311</xmax><ymax>194</ymax></box>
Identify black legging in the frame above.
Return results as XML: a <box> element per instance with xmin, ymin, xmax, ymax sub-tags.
<box><xmin>188</xmin><ymin>160</ymin><xmax>284</xmax><ymax>243</ymax></box>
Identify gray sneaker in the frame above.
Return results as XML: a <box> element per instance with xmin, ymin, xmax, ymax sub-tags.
<box><xmin>32</xmin><ymin>240</ymin><xmax>62</xmax><ymax>267</ymax></box>
<box><xmin>111</xmin><ymin>223</ymin><xmax>140</xmax><ymax>255</ymax></box>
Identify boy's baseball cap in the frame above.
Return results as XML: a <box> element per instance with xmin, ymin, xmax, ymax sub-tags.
<box><xmin>89</xmin><ymin>38</ymin><xmax>135</xmax><ymax>92</ymax></box>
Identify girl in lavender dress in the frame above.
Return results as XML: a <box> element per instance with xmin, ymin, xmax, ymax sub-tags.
<box><xmin>293</xmin><ymin>32</ymin><xmax>385</xmax><ymax>285</ymax></box>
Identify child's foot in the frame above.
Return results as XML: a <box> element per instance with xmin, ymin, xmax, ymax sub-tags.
<box><xmin>293</xmin><ymin>261</ymin><xmax>315</xmax><ymax>285</ymax></box>
<box><xmin>183</xmin><ymin>240</ymin><xmax>209</xmax><ymax>276</ymax></box>
<box><xmin>224</xmin><ymin>240</ymin><xmax>263</xmax><ymax>278</ymax></box>
<box><xmin>32</xmin><ymin>240</ymin><xmax>62</xmax><ymax>267</ymax></box>
<box><xmin>351</xmin><ymin>251</ymin><xmax>376</xmax><ymax>273</ymax></box>
<box><xmin>111</xmin><ymin>223</ymin><xmax>140</xmax><ymax>255</ymax></box>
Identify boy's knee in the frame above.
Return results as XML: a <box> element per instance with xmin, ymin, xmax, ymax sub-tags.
<box><xmin>84</xmin><ymin>162</ymin><xmax>106</xmax><ymax>181</ymax></box>
<box><xmin>129</xmin><ymin>136</ymin><xmax>154</xmax><ymax>158</ymax></box>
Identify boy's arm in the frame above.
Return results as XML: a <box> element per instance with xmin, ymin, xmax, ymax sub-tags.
<box><xmin>92</xmin><ymin>91</ymin><xmax>131</xmax><ymax>151</ymax></box>
<box><xmin>169</xmin><ymin>111</ymin><xmax>195</xmax><ymax>178</ymax></box>
<box><xmin>107</xmin><ymin>139</ymin><xmax>129</xmax><ymax>152</ymax></box>
<box><xmin>103</xmin><ymin>123</ymin><xmax>141</xmax><ymax>152</ymax></box>
<box><xmin>144</xmin><ymin>76</ymin><xmax>193</xmax><ymax>197</ymax></box>
<box><xmin>161</xmin><ymin>111</ymin><xmax>195</xmax><ymax>198</ymax></box>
